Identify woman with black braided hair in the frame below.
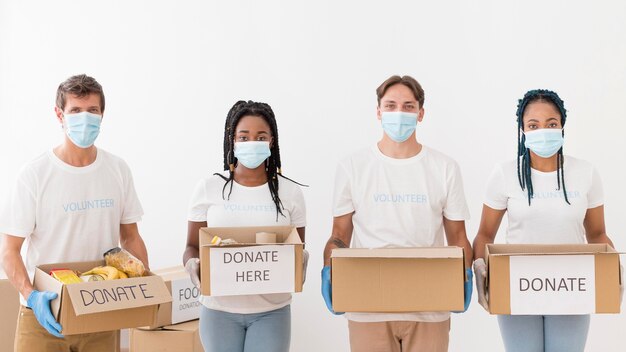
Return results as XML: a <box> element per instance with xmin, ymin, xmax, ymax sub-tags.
<box><xmin>183</xmin><ymin>100</ymin><xmax>306</xmax><ymax>352</ymax></box>
<box><xmin>472</xmin><ymin>89</ymin><xmax>621</xmax><ymax>352</ymax></box>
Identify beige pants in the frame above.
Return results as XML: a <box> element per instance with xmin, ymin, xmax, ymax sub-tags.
<box><xmin>15</xmin><ymin>306</ymin><xmax>117</xmax><ymax>352</ymax></box>
<box><xmin>348</xmin><ymin>319</ymin><xmax>451</xmax><ymax>352</ymax></box>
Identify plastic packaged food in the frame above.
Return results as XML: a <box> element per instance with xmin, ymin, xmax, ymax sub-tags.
<box><xmin>104</xmin><ymin>247</ymin><xmax>146</xmax><ymax>277</ymax></box>
<box><xmin>80</xmin><ymin>274</ymin><xmax>105</xmax><ymax>282</ymax></box>
<box><xmin>210</xmin><ymin>235</ymin><xmax>238</xmax><ymax>246</ymax></box>
<box><xmin>50</xmin><ymin>269</ymin><xmax>82</xmax><ymax>284</ymax></box>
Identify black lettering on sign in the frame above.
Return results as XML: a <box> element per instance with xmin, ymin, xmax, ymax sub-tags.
<box><xmin>520</xmin><ymin>278</ymin><xmax>529</xmax><ymax>291</ymax></box>
<box><xmin>93</xmin><ymin>289</ymin><xmax>106</xmax><ymax>304</ymax></box>
<box><xmin>235</xmin><ymin>270</ymin><xmax>271</xmax><ymax>282</ymax></box>
<box><xmin>104</xmin><ymin>288</ymin><xmax>118</xmax><ymax>303</ymax></box>
<box><xmin>116</xmin><ymin>286</ymin><xmax>130</xmax><ymax>301</ymax></box>
<box><xmin>223</xmin><ymin>250</ymin><xmax>281</xmax><ymax>264</ymax></box>
<box><xmin>518</xmin><ymin>277</ymin><xmax>587</xmax><ymax>292</ymax></box>
<box><xmin>178</xmin><ymin>287</ymin><xmax>200</xmax><ymax>301</ymax></box>
<box><xmin>79</xmin><ymin>286</ymin><xmax>142</xmax><ymax>306</ymax></box>
<box><xmin>125</xmin><ymin>285</ymin><xmax>138</xmax><ymax>299</ymax></box>
<box><xmin>179</xmin><ymin>301</ymin><xmax>201</xmax><ymax>310</ymax></box>
<box><xmin>139</xmin><ymin>283</ymin><xmax>154</xmax><ymax>299</ymax></box>
<box><xmin>80</xmin><ymin>290</ymin><xmax>95</xmax><ymax>306</ymax></box>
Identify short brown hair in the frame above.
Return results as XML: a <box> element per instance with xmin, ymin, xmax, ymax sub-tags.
<box><xmin>376</xmin><ymin>75</ymin><xmax>424</xmax><ymax>108</ymax></box>
<box><xmin>56</xmin><ymin>74</ymin><xmax>105</xmax><ymax>112</ymax></box>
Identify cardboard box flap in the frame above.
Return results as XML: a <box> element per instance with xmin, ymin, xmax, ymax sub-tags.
<box><xmin>154</xmin><ymin>267</ymin><xmax>192</xmax><ymax>282</ymax></box>
<box><xmin>65</xmin><ymin>274</ymin><xmax>172</xmax><ymax>316</ymax></box>
<box><xmin>487</xmin><ymin>243</ymin><xmax>619</xmax><ymax>257</ymax></box>
<box><xmin>33</xmin><ymin>266</ymin><xmax>65</xmax><ymax>317</ymax></box>
<box><xmin>331</xmin><ymin>247</ymin><xmax>463</xmax><ymax>259</ymax></box>
<box><xmin>162</xmin><ymin>320</ymin><xmax>199</xmax><ymax>331</ymax></box>
<box><xmin>200</xmin><ymin>226</ymin><xmax>300</xmax><ymax>246</ymax></box>
<box><xmin>38</xmin><ymin>260</ymin><xmax>105</xmax><ymax>274</ymax></box>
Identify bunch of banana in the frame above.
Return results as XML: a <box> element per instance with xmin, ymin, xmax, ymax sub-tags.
<box><xmin>80</xmin><ymin>265</ymin><xmax>129</xmax><ymax>281</ymax></box>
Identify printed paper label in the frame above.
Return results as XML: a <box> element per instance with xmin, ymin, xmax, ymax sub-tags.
<box><xmin>509</xmin><ymin>255</ymin><xmax>595</xmax><ymax>314</ymax></box>
<box><xmin>209</xmin><ymin>245</ymin><xmax>295</xmax><ymax>296</ymax></box>
<box><xmin>171</xmin><ymin>277</ymin><xmax>201</xmax><ymax>323</ymax></box>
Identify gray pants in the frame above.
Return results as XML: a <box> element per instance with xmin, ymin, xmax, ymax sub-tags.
<box><xmin>199</xmin><ymin>305</ymin><xmax>291</xmax><ymax>352</ymax></box>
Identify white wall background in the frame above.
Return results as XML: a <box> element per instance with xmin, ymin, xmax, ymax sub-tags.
<box><xmin>1</xmin><ymin>1</ymin><xmax>625</xmax><ymax>351</ymax></box>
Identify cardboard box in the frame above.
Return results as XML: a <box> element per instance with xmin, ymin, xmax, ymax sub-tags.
<box><xmin>200</xmin><ymin>226</ymin><xmax>304</xmax><ymax>296</ymax></box>
<box><xmin>148</xmin><ymin>266</ymin><xmax>201</xmax><ymax>329</ymax></box>
<box><xmin>486</xmin><ymin>243</ymin><xmax>622</xmax><ymax>315</ymax></box>
<box><xmin>130</xmin><ymin>320</ymin><xmax>202</xmax><ymax>352</ymax></box>
<box><xmin>1</xmin><ymin>279</ymin><xmax>20</xmax><ymax>351</ymax></box>
<box><xmin>331</xmin><ymin>247</ymin><xmax>465</xmax><ymax>312</ymax></box>
<box><xmin>33</xmin><ymin>260</ymin><xmax>172</xmax><ymax>335</ymax></box>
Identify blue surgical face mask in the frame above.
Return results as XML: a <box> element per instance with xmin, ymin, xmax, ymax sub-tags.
<box><xmin>381</xmin><ymin>111</ymin><xmax>418</xmax><ymax>143</ymax></box>
<box><xmin>234</xmin><ymin>141</ymin><xmax>271</xmax><ymax>169</ymax></box>
<box><xmin>63</xmin><ymin>112</ymin><xmax>102</xmax><ymax>148</ymax></box>
<box><xmin>524</xmin><ymin>128</ymin><xmax>564</xmax><ymax>158</ymax></box>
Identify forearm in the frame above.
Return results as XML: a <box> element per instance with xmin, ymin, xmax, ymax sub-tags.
<box><xmin>323</xmin><ymin>237</ymin><xmax>348</xmax><ymax>266</ymax></box>
<box><xmin>2</xmin><ymin>249</ymin><xmax>33</xmax><ymax>300</ymax></box>
<box><xmin>121</xmin><ymin>235</ymin><xmax>150</xmax><ymax>271</ymax></box>
<box><xmin>587</xmin><ymin>233</ymin><xmax>614</xmax><ymax>247</ymax></box>
<box><xmin>449</xmin><ymin>236</ymin><xmax>473</xmax><ymax>268</ymax></box>
<box><xmin>472</xmin><ymin>233</ymin><xmax>493</xmax><ymax>261</ymax></box>
<box><xmin>183</xmin><ymin>245</ymin><xmax>199</xmax><ymax>265</ymax></box>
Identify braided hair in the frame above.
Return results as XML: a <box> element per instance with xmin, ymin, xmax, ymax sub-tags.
<box><xmin>215</xmin><ymin>100</ymin><xmax>304</xmax><ymax>220</ymax></box>
<box><xmin>516</xmin><ymin>89</ymin><xmax>569</xmax><ymax>206</ymax></box>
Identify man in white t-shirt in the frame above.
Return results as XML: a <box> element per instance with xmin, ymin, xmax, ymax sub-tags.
<box><xmin>0</xmin><ymin>74</ymin><xmax>149</xmax><ymax>352</ymax></box>
<box><xmin>322</xmin><ymin>75</ymin><xmax>474</xmax><ymax>352</ymax></box>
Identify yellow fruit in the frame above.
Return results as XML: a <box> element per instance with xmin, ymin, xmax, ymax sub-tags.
<box><xmin>81</xmin><ymin>266</ymin><xmax>120</xmax><ymax>280</ymax></box>
<box><xmin>118</xmin><ymin>270</ymin><xmax>128</xmax><ymax>279</ymax></box>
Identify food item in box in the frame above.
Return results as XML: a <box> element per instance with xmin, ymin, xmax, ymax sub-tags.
<box><xmin>80</xmin><ymin>265</ymin><xmax>120</xmax><ymax>281</ymax></box>
<box><xmin>80</xmin><ymin>274</ymin><xmax>105</xmax><ymax>282</ymax></box>
<box><xmin>50</xmin><ymin>269</ymin><xmax>82</xmax><ymax>284</ymax></box>
<box><xmin>104</xmin><ymin>247</ymin><xmax>146</xmax><ymax>277</ymax></box>
<box><xmin>210</xmin><ymin>235</ymin><xmax>238</xmax><ymax>246</ymax></box>
<box><xmin>79</xmin><ymin>265</ymin><xmax>130</xmax><ymax>281</ymax></box>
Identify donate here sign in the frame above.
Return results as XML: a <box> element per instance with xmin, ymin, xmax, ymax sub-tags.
<box><xmin>509</xmin><ymin>255</ymin><xmax>596</xmax><ymax>315</ymax></box>
<box><xmin>209</xmin><ymin>245</ymin><xmax>295</xmax><ymax>296</ymax></box>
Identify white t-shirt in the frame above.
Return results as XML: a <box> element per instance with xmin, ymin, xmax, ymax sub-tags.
<box><xmin>187</xmin><ymin>173</ymin><xmax>306</xmax><ymax>314</ymax></box>
<box><xmin>484</xmin><ymin>156</ymin><xmax>603</xmax><ymax>244</ymax></box>
<box><xmin>0</xmin><ymin>149</ymin><xmax>144</xmax><ymax>304</ymax></box>
<box><xmin>333</xmin><ymin>144</ymin><xmax>470</xmax><ymax>323</ymax></box>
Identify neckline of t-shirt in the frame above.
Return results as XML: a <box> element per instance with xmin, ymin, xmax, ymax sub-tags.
<box><xmin>232</xmin><ymin>179</ymin><xmax>269</xmax><ymax>190</ymax></box>
<box><xmin>530</xmin><ymin>156</ymin><xmax>568</xmax><ymax>176</ymax></box>
<box><xmin>47</xmin><ymin>148</ymin><xmax>103</xmax><ymax>173</ymax></box>
<box><xmin>371</xmin><ymin>144</ymin><xmax>427</xmax><ymax>165</ymax></box>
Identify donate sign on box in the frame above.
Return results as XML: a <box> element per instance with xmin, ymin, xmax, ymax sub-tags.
<box><xmin>509</xmin><ymin>255</ymin><xmax>596</xmax><ymax>314</ymax></box>
<box><xmin>209</xmin><ymin>245</ymin><xmax>295</xmax><ymax>296</ymax></box>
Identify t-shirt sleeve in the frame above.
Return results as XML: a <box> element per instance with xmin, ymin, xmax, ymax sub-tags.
<box><xmin>287</xmin><ymin>184</ymin><xmax>306</xmax><ymax>228</ymax></box>
<box><xmin>443</xmin><ymin>161</ymin><xmax>470</xmax><ymax>221</ymax></box>
<box><xmin>587</xmin><ymin>166</ymin><xmax>604</xmax><ymax>209</ymax></box>
<box><xmin>0</xmin><ymin>168</ymin><xmax>37</xmax><ymax>237</ymax></box>
<box><xmin>120</xmin><ymin>162</ymin><xmax>144</xmax><ymax>224</ymax></box>
<box><xmin>484</xmin><ymin>164</ymin><xmax>508</xmax><ymax>210</ymax></box>
<box><xmin>188</xmin><ymin>179</ymin><xmax>209</xmax><ymax>222</ymax></box>
<box><xmin>332</xmin><ymin>163</ymin><xmax>354</xmax><ymax>217</ymax></box>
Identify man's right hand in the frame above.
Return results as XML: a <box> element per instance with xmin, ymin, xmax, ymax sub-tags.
<box><xmin>321</xmin><ymin>266</ymin><xmax>344</xmax><ymax>315</ymax></box>
<box><xmin>185</xmin><ymin>257</ymin><xmax>201</xmax><ymax>288</ymax></box>
<box><xmin>27</xmin><ymin>290</ymin><xmax>63</xmax><ymax>338</ymax></box>
<box><xmin>473</xmin><ymin>258</ymin><xmax>489</xmax><ymax>311</ymax></box>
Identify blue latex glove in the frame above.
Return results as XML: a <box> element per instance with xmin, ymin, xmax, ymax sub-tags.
<box><xmin>321</xmin><ymin>266</ymin><xmax>344</xmax><ymax>315</ymax></box>
<box><xmin>27</xmin><ymin>290</ymin><xmax>63</xmax><ymax>338</ymax></box>
<box><xmin>453</xmin><ymin>268</ymin><xmax>473</xmax><ymax>313</ymax></box>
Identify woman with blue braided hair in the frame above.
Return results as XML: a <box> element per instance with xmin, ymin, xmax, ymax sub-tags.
<box><xmin>471</xmin><ymin>89</ymin><xmax>621</xmax><ymax>352</ymax></box>
<box><xmin>183</xmin><ymin>100</ymin><xmax>307</xmax><ymax>352</ymax></box>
